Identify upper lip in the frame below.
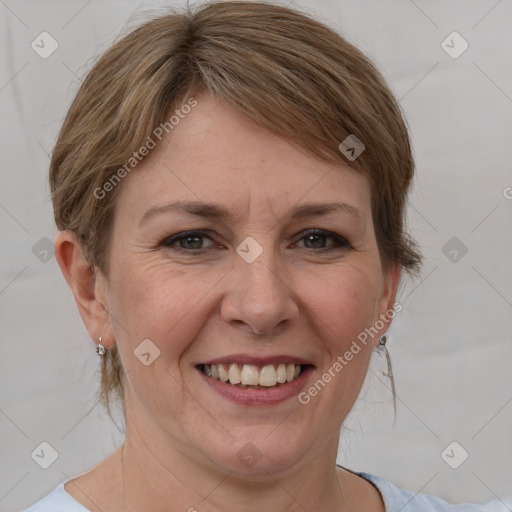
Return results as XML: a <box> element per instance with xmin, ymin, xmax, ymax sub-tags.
<box><xmin>198</xmin><ymin>354</ymin><xmax>314</xmax><ymax>366</ymax></box>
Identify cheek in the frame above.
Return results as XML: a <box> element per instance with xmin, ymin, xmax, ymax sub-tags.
<box><xmin>299</xmin><ymin>270</ymin><xmax>381</xmax><ymax>414</ymax></box>
<box><xmin>107</xmin><ymin>260</ymin><xmax>223</xmax><ymax>419</ymax></box>
<box><xmin>296</xmin><ymin>263</ymin><xmax>381</xmax><ymax>348</ymax></box>
<box><xmin>334</xmin><ymin>286</ymin><xmax>380</xmax><ymax>343</ymax></box>
<box><xmin>108</xmin><ymin>258</ymin><xmax>221</xmax><ymax>357</ymax></box>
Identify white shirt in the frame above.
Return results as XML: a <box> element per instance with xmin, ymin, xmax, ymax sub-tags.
<box><xmin>23</xmin><ymin>471</ymin><xmax>512</xmax><ymax>511</ymax></box>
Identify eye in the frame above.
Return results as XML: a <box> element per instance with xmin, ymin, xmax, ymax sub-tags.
<box><xmin>160</xmin><ymin>228</ymin><xmax>351</xmax><ymax>253</ymax></box>
<box><xmin>293</xmin><ymin>229</ymin><xmax>351</xmax><ymax>251</ymax></box>
<box><xmin>161</xmin><ymin>230</ymin><xmax>216</xmax><ymax>251</ymax></box>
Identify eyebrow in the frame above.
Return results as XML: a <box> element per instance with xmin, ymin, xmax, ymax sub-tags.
<box><xmin>139</xmin><ymin>200</ymin><xmax>364</xmax><ymax>226</ymax></box>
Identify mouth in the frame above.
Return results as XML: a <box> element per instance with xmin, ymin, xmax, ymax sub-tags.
<box><xmin>195</xmin><ymin>355</ymin><xmax>315</xmax><ymax>405</ymax></box>
<box><xmin>197</xmin><ymin>362</ymin><xmax>311</xmax><ymax>389</ymax></box>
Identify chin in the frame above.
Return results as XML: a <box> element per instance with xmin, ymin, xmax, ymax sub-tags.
<box><xmin>199</xmin><ymin>427</ymin><xmax>309</xmax><ymax>477</ymax></box>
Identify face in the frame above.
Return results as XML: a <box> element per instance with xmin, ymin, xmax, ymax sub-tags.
<box><xmin>95</xmin><ymin>92</ymin><xmax>399</xmax><ymax>476</ymax></box>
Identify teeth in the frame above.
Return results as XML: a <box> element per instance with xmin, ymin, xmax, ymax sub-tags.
<box><xmin>259</xmin><ymin>365</ymin><xmax>277</xmax><ymax>386</ymax></box>
<box><xmin>202</xmin><ymin>363</ymin><xmax>305</xmax><ymax>387</ymax></box>
<box><xmin>228</xmin><ymin>363</ymin><xmax>241</xmax><ymax>384</ymax></box>
<box><xmin>241</xmin><ymin>364</ymin><xmax>259</xmax><ymax>385</ymax></box>
<box><xmin>276</xmin><ymin>364</ymin><xmax>287</xmax><ymax>383</ymax></box>
<box><xmin>286</xmin><ymin>363</ymin><xmax>295</xmax><ymax>382</ymax></box>
<box><xmin>218</xmin><ymin>364</ymin><xmax>229</xmax><ymax>382</ymax></box>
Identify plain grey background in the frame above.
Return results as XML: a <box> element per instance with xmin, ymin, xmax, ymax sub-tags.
<box><xmin>0</xmin><ymin>0</ymin><xmax>511</xmax><ymax>510</ymax></box>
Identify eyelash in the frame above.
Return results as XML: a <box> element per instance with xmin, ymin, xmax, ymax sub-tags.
<box><xmin>160</xmin><ymin>229</ymin><xmax>351</xmax><ymax>253</ymax></box>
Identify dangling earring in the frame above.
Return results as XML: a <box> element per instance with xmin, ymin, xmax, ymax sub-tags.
<box><xmin>377</xmin><ymin>334</ymin><xmax>387</xmax><ymax>350</ymax></box>
<box><xmin>377</xmin><ymin>334</ymin><xmax>397</xmax><ymax>418</ymax></box>
<box><xmin>95</xmin><ymin>336</ymin><xmax>106</xmax><ymax>356</ymax></box>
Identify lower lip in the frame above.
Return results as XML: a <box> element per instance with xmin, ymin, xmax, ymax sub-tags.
<box><xmin>198</xmin><ymin>366</ymin><xmax>314</xmax><ymax>406</ymax></box>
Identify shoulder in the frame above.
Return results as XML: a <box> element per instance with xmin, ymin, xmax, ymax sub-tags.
<box><xmin>23</xmin><ymin>482</ymin><xmax>90</xmax><ymax>512</ymax></box>
<box><xmin>358</xmin><ymin>472</ymin><xmax>512</xmax><ymax>512</ymax></box>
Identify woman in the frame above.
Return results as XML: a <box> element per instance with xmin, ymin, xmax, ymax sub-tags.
<box><xmin>23</xmin><ymin>1</ymin><xmax>510</xmax><ymax>511</ymax></box>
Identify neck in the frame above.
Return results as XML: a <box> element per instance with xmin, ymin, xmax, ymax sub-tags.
<box><xmin>119</xmin><ymin>423</ymin><xmax>350</xmax><ymax>512</ymax></box>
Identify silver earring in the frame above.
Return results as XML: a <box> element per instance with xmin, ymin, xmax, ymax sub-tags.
<box><xmin>377</xmin><ymin>334</ymin><xmax>396</xmax><ymax>418</ymax></box>
<box><xmin>95</xmin><ymin>337</ymin><xmax>106</xmax><ymax>356</ymax></box>
<box><xmin>377</xmin><ymin>334</ymin><xmax>387</xmax><ymax>351</ymax></box>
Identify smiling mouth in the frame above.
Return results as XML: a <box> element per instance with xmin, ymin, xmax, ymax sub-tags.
<box><xmin>197</xmin><ymin>363</ymin><xmax>310</xmax><ymax>388</ymax></box>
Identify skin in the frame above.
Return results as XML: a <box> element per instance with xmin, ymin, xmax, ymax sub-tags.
<box><xmin>55</xmin><ymin>92</ymin><xmax>400</xmax><ymax>512</ymax></box>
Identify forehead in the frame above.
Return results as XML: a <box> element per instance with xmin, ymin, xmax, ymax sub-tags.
<box><xmin>115</xmin><ymin>93</ymin><xmax>372</xmax><ymax>224</ymax></box>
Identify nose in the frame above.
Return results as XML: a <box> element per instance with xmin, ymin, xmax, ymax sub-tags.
<box><xmin>220</xmin><ymin>251</ymin><xmax>299</xmax><ymax>337</ymax></box>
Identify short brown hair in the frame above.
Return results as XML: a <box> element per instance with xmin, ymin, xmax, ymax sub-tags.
<box><xmin>50</xmin><ymin>0</ymin><xmax>422</xmax><ymax>418</ymax></box>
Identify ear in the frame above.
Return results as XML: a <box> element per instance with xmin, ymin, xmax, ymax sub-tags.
<box><xmin>54</xmin><ymin>231</ymin><xmax>114</xmax><ymax>349</ymax></box>
<box><xmin>373</xmin><ymin>262</ymin><xmax>402</xmax><ymax>346</ymax></box>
